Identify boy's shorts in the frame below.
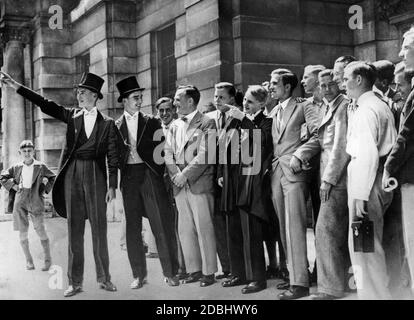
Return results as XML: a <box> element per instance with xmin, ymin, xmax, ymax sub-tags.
<box><xmin>12</xmin><ymin>188</ymin><xmax>45</xmax><ymax>233</ymax></box>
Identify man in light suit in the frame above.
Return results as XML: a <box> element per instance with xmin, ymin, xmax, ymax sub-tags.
<box><xmin>299</xmin><ymin>69</ymin><xmax>351</xmax><ymax>299</ymax></box>
<box><xmin>268</xmin><ymin>71</ymin><xmax>320</xmax><ymax>300</ymax></box>
<box><xmin>164</xmin><ymin>85</ymin><xmax>218</xmax><ymax>287</ymax></box>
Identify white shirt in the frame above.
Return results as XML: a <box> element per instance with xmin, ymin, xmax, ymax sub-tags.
<box><xmin>176</xmin><ymin>110</ymin><xmax>198</xmax><ymax>151</ymax></box>
<box><xmin>264</xmin><ymin>106</ymin><xmax>278</xmax><ymax>118</ymax></box>
<box><xmin>20</xmin><ymin>160</ymin><xmax>40</xmax><ymax>189</ymax></box>
<box><xmin>323</xmin><ymin>94</ymin><xmax>341</xmax><ymax>110</ymax></box>
<box><xmin>124</xmin><ymin>111</ymin><xmax>139</xmax><ymax>142</ymax></box>
<box><xmin>83</xmin><ymin>107</ymin><xmax>98</xmax><ymax>138</ymax></box>
<box><xmin>346</xmin><ymin>91</ymin><xmax>397</xmax><ymax>200</ymax></box>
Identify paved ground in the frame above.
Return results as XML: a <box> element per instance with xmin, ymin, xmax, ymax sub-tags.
<box><xmin>0</xmin><ymin>217</ymin><xmax>356</xmax><ymax>300</ymax></box>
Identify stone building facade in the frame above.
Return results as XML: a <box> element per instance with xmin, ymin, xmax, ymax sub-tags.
<box><xmin>0</xmin><ymin>0</ymin><xmax>413</xmax><ymax>214</ymax></box>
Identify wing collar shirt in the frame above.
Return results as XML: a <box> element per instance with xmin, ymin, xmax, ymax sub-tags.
<box><xmin>346</xmin><ymin>91</ymin><xmax>397</xmax><ymax>201</ymax></box>
<box><xmin>83</xmin><ymin>107</ymin><xmax>98</xmax><ymax>138</ymax></box>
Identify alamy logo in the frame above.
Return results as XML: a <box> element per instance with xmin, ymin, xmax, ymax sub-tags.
<box><xmin>49</xmin><ymin>5</ymin><xmax>63</xmax><ymax>30</ymax></box>
<box><xmin>348</xmin><ymin>5</ymin><xmax>363</xmax><ymax>30</ymax></box>
<box><xmin>48</xmin><ymin>265</ymin><xmax>63</xmax><ymax>290</ymax></box>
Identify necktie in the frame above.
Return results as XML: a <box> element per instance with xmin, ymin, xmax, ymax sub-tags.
<box><xmin>125</xmin><ymin>112</ymin><xmax>138</xmax><ymax>121</ymax></box>
<box><xmin>276</xmin><ymin>105</ymin><xmax>283</xmax><ymax>131</ymax></box>
<box><xmin>220</xmin><ymin>112</ymin><xmax>226</xmax><ymax>130</ymax></box>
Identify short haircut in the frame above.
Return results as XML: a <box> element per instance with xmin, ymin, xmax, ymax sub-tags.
<box><xmin>20</xmin><ymin>140</ymin><xmax>34</xmax><ymax>149</ymax></box>
<box><xmin>177</xmin><ymin>85</ymin><xmax>201</xmax><ymax>106</ymax></box>
<box><xmin>372</xmin><ymin>60</ymin><xmax>395</xmax><ymax>83</ymax></box>
<box><xmin>246</xmin><ymin>85</ymin><xmax>268</xmax><ymax>103</ymax></box>
<box><xmin>280</xmin><ymin>72</ymin><xmax>299</xmax><ymax>94</ymax></box>
<box><xmin>214</xmin><ymin>82</ymin><xmax>236</xmax><ymax>97</ymax></box>
<box><xmin>155</xmin><ymin>97</ymin><xmax>174</xmax><ymax>109</ymax></box>
<box><xmin>318</xmin><ymin>69</ymin><xmax>335</xmax><ymax>80</ymax></box>
<box><xmin>395</xmin><ymin>61</ymin><xmax>414</xmax><ymax>84</ymax></box>
<box><xmin>304</xmin><ymin>65</ymin><xmax>326</xmax><ymax>77</ymax></box>
<box><xmin>345</xmin><ymin>61</ymin><xmax>378</xmax><ymax>88</ymax></box>
<box><xmin>403</xmin><ymin>25</ymin><xmax>414</xmax><ymax>43</ymax></box>
<box><xmin>271</xmin><ymin>68</ymin><xmax>292</xmax><ymax>76</ymax></box>
<box><xmin>335</xmin><ymin>55</ymin><xmax>357</xmax><ymax>66</ymax></box>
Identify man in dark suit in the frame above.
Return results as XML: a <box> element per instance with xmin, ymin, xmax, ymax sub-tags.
<box><xmin>218</xmin><ymin>85</ymin><xmax>273</xmax><ymax>294</ymax></box>
<box><xmin>115</xmin><ymin>76</ymin><xmax>179</xmax><ymax>289</ymax></box>
<box><xmin>0</xmin><ymin>71</ymin><xmax>118</xmax><ymax>297</ymax></box>
<box><xmin>383</xmin><ymin>26</ymin><xmax>414</xmax><ymax>297</ymax></box>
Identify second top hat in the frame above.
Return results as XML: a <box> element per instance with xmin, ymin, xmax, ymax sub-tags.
<box><xmin>116</xmin><ymin>76</ymin><xmax>145</xmax><ymax>103</ymax></box>
<box><xmin>77</xmin><ymin>72</ymin><xmax>104</xmax><ymax>99</ymax></box>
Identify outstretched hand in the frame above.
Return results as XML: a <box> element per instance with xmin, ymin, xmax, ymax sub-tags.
<box><xmin>0</xmin><ymin>71</ymin><xmax>20</xmax><ymax>90</ymax></box>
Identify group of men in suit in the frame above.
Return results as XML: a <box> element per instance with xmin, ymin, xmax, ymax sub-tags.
<box><xmin>2</xmin><ymin>24</ymin><xmax>414</xmax><ymax>300</ymax></box>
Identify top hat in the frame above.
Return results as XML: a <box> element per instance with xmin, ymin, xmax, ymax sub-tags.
<box><xmin>116</xmin><ymin>76</ymin><xmax>145</xmax><ymax>103</ymax></box>
<box><xmin>77</xmin><ymin>72</ymin><xmax>104</xmax><ymax>99</ymax></box>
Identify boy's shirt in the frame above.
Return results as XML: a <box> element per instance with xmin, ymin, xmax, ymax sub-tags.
<box><xmin>0</xmin><ymin>159</ymin><xmax>56</xmax><ymax>196</ymax></box>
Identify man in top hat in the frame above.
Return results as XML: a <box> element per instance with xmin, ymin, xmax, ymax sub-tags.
<box><xmin>0</xmin><ymin>71</ymin><xmax>119</xmax><ymax>297</ymax></box>
<box><xmin>115</xmin><ymin>76</ymin><xmax>179</xmax><ymax>289</ymax></box>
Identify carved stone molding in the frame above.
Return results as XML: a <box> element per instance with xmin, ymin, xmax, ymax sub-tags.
<box><xmin>0</xmin><ymin>25</ymin><xmax>31</xmax><ymax>48</ymax></box>
<box><xmin>376</xmin><ymin>0</ymin><xmax>409</xmax><ymax>22</ymax></box>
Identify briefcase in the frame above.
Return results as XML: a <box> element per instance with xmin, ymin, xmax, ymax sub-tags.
<box><xmin>351</xmin><ymin>215</ymin><xmax>374</xmax><ymax>253</ymax></box>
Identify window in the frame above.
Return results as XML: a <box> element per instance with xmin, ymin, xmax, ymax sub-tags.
<box><xmin>158</xmin><ymin>25</ymin><xmax>177</xmax><ymax>98</ymax></box>
<box><xmin>76</xmin><ymin>52</ymin><xmax>90</xmax><ymax>77</ymax></box>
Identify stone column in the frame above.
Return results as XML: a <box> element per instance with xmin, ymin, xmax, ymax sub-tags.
<box><xmin>1</xmin><ymin>30</ymin><xmax>29</xmax><ymax>169</ymax></box>
<box><xmin>1</xmin><ymin>27</ymin><xmax>29</xmax><ymax>214</ymax></box>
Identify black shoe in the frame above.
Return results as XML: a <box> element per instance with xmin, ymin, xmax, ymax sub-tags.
<box><xmin>222</xmin><ymin>276</ymin><xmax>247</xmax><ymax>287</ymax></box>
<box><xmin>276</xmin><ymin>281</ymin><xmax>290</xmax><ymax>290</ymax></box>
<box><xmin>63</xmin><ymin>285</ymin><xmax>83</xmax><ymax>297</ymax></box>
<box><xmin>99</xmin><ymin>281</ymin><xmax>117</xmax><ymax>292</ymax></box>
<box><xmin>310</xmin><ymin>292</ymin><xmax>337</xmax><ymax>300</ymax></box>
<box><xmin>165</xmin><ymin>276</ymin><xmax>180</xmax><ymax>287</ymax></box>
<box><xmin>277</xmin><ymin>267</ymin><xmax>289</xmax><ymax>282</ymax></box>
<box><xmin>177</xmin><ymin>272</ymin><xmax>189</xmax><ymax>280</ymax></box>
<box><xmin>216</xmin><ymin>271</ymin><xmax>231</xmax><ymax>280</ymax></box>
<box><xmin>200</xmin><ymin>274</ymin><xmax>215</xmax><ymax>287</ymax></box>
<box><xmin>278</xmin><ymin>286</ymin><xmax>309</xmax><ymax>300</ymax></box>
<box><xmin>182</xmin><ymin>271</ymin><xmax>202</xmax><ymax>284</ymax></box>
<box><xmin>241</xmin><ymin>281</ymin><xmax>267</xmax><ymax>294</ymax></box>
<box><xmin>266</xmin><ymin>266</ymin><xmax>278</xmax><ymax>279</ymax></box>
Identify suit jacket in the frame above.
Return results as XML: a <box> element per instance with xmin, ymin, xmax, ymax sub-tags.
<box><xmin>115</xmin><ymin>112</ymin><xmax>165</xmax><ymax>187</ymax></box>
<box><xmin>385</xmin><ymin>88</ymin><xmax>414</xmax><ymax>184</ymax></box>
<box><xmin>299</xmin><ymin>94</ymin><xmax>350</xmax><ymax>188</ymax></box>
<box><xmin>0</xmin><ymin>160</ymin><xmax>56</xmax><ymax>214</ymax></box>
<box><xmin>272</xmin><ymin>97</ymin><xmax>320</xmax><ymax>182</ymax></box>
<box><xmin>16</xmin><ymin>85</ymin><xmax>119</xmax><ymax>218</ymax></box>
<box><xmin>164</xmin><ymin>111</ymin><xmax>217</xmax><ymax>196</ymax></box>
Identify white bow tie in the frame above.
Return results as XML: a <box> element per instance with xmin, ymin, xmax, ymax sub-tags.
<box><xmin>125</xmin><ymin>112</ymin><xmax>139</xmax><ymax>121</ymax></box>
<box><xmin>83</xmin><ymin>108</ymin><xmax>97</xmax><ymax>116</ymax></box>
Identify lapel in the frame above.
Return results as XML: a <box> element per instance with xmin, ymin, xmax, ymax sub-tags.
<box><xmin>31</xmin><ymin>164</ymin><xmax>41</xmax><ymax>185</ymax></box>
<box><xmin>137</xmin><ymin>112</ymin><xmax>148</xmax><ymax>148</ymax></box>
<box><xmin>119</xmin><ymin>115</ymin><xmax>129</xmax><ymax>143</ymax></box>
<box><xmin>319</xmin><ymin>95</ymin><xmax>345</xmax><ymax>128</ymax></box>
<box><xmin>94</xmin><ymin>111</ymin><xmax>105</xmax><ymax>146</ymax></box>
<box><xmin>178</xmin><ymin>111</ymin><xmax>203</xmax><ymax>156</ymax></box>
<box><xmin>15</xmin><ymin>165</ymin><xmax>23</xmax><ymax>185</ymax></box>
<box><xmin>277</xmin><ymin>98</ymin><xmax>297</xmax><ymax>143</ymax></box>
<box><xmin>73</xmin><ymin>109</ymin><xmax>84</xmax><ymax>146</ymax></box>
<box><xmin>253</xmin><ymin>110</ymin><xmax>265</xmax><ymax>127</ymax></box>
